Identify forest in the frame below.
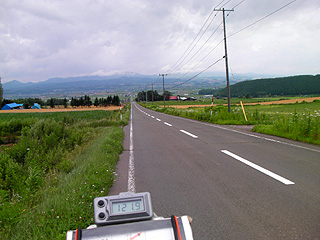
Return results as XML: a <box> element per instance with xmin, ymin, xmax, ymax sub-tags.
<box><xmin>198</xmin><ymin>75</ymin><xmax>320</xmax><ymax>97</ymax></box>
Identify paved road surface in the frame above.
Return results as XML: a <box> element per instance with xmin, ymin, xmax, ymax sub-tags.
<box><xmin>110</xmin><ymin>102</ymin><xmax>320</xmax><ymax>239</ymax></box>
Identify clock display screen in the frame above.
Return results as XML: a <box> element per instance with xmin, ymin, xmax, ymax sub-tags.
<box><xmin>112</xmin><ymin>199</ymin><xmax>144</xmax><ymax>214</ymax></box>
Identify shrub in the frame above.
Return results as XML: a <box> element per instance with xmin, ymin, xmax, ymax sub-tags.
<box><xmin>0</xmin><ymin>109</ymin><xmax>129</xmax><ymax>238</ymax></box>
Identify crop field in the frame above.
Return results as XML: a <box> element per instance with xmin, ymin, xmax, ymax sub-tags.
<box><xmin>155</xmin><ymin>96</ymin><xmax>320</xmax><ymax>107</ymax></box>
<box><xmin>141</xmin><ymin>98</ymin><xmax>320</xmax><ymax>145</ymax></box>
<box><xmin>0</xmin><ymin>107</ymin><xmax>129</xmax><ymax>239</ymax></box>
<box><xmin>244</xmin><ymin>101</ymin><xmax>320</xmax><ymax>114</ymax></box>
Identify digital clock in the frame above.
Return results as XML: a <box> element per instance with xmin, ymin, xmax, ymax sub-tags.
<box><xmin>93</xmin><ymin>192</ymin><xmax>153</xmax><ymax>225</ymax></box>
<box><xmin>111</xmin><ymin>198</ymin><xmax>145</xmax><ymax>214</ymax></box>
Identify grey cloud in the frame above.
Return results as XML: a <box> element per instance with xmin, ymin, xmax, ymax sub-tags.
<box><xmin>0</xmin><ymin>0</ymin><xmax>319</xmax><ymax>82</ymax></box>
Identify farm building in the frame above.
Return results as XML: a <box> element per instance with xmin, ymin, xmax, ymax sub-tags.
<box><xmin>1</xmin><ymin>103</ymin><xmax>23</xmax><ymax>110</ymax></box>
<box><xmin>169</xmin><ymin>96</ymin><xmax>179</xmax><ymax>100</ymax></box>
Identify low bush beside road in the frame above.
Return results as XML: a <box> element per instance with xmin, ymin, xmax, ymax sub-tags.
<box><xmin>0</xmin><ymin>107</ymin><xmax>129</xmax><ymax>239</ymax></box>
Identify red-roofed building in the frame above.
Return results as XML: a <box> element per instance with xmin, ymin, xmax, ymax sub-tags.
<box><xmin>169</xmin><ymin>96</ymin><xmax>178</xmax><ymax>100</ymax></box>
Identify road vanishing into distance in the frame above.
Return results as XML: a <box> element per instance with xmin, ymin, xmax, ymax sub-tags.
<box><xmin>109</xmin><ymin>102</ymin><xmax>320</xmax><ymax>239</ymax></box>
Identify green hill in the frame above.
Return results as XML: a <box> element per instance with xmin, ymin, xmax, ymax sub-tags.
<box><xmin>199</xmin><ymin>75</ymin><xmax>320</xmax><ymax>97</ymax></box>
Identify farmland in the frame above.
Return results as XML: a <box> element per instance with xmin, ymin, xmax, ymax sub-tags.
<box><xmin>141</xmin><ymin>98</ymin><xmax>320</xmax><ymax>145</ymax></box>
<box><xmin>161</xmin><ymin>96</ymin><xmax>320</xmax><ymax>107</ymax></box>
<box><xmin>0</xmin><ymin>97</ymin><xmax>319</xmax><ymax>238</ymax></box>
<box><xmin>0</xmin><ymin>106</ymin><xmax>120</xmax><ymax>114</ymax></box>
<box><xmin>0</xmin><ymin>107</ymin><xmax>129</xmax><ymax>239</ymax></box>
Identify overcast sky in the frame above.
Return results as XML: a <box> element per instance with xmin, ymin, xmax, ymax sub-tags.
<box><xmin>1</xmin><ymin>0</ymin><xmax>319</xmax><ymax>83</ymax></box>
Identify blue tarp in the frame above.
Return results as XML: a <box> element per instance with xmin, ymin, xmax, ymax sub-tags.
<box><xmin>32</xmin><ymin>103</ymin><xmax>41</xmax><ymax>109</ymax></box>
<box><xmin>1</xmin><ymin>103</ymin><xmax>23</xmax><ymax>110</ymax></box>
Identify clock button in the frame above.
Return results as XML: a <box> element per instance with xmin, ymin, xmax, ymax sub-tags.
<box><xmin>98</xmin><ymin>212</ymin><xmax>106</xmax><ymax>220</ymax></box>
<box><xmin>98</xmin><ymin>200</ymin><xmax>105</xmax><ymax>207</ymax></box>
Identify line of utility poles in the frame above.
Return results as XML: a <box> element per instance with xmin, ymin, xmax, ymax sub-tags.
<box><xmin>214</xmin><ymin>8</ymin><xmax>233</xmax><ymax>113</ymax></box>
<box><xmin>144</xmin><ymin>84</ymin><xmax>154</xmax><ymax>104</ymax></box>
<box><xmin>152</xmin><ymin>8</ymin><xmax>233</xmax><ymax>111</ymax></box>
<box><xmin>151</xmin><ymin>83</ymin><xmax>154</xmax><ymax>103</ymax></box>
<box><xmin>159</xmin><ymin>74</ymin><xmax>167</xmax><ymax>107</ymax></box>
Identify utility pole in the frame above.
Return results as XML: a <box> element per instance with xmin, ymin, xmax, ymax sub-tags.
<box><xmin>214</xmin><ymin>8</ymin><xmax>233</xmax><ymax>113</ymax></box>
<box><xmin>145</xmin><ymin>87</ymin><xmax>148</xmax><ymax>105</ymax></box>
<box><xmin>159</xmin><ymin>74</ymin><xmax>167</xmax><ymax>107</ymax></box>
<box><xmin>151</xmin><ymin>83</ymin><xmax>154</xmax><ymax>103</ymax></box>
<box><xmin>0</xmin><ymin>77</ymin><xmax>3</xmax><ymax>105</ymax></box>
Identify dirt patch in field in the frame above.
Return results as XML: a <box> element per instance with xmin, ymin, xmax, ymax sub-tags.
<box><xmin>243</xmin><ymin>96</ymin><xmax>320</xmax><ymax>105</ymax></box>
<box><xmin>166</xmin><ymin>97</ymin><xmax>320</xmax><ymax>108</ymax></box>
<box><xmin>0</xmin><ymin>106</ymin><xmax>120</xmax><ymax>113</ymax></box>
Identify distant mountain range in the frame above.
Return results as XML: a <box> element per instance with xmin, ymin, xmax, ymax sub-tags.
<box><xmin>3</xmin><ymin>74</ymin><xmax>158</xmax><ymax>98</ymax></box>
<box><xmin>2</xmin><ymin>72</ymin><xmax>274</xmax><ymax>99</ymax></box>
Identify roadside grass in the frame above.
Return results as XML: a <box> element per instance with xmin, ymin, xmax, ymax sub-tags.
<box><xmin>0</xmin><ymin>110</ymin><xmax>125</xmax><ymax>122</ymax></box>
<box><xmin>6</xmin><ymin>127</ymin><xmax>124</xmax><ymax>239</ymax></box>
<box><xmin>146</xmin><ymin>96</ymin><xmax>313</xmax><ymax>106</ymax></box>
<box><xmin>143</xmin><ymin>104</ymin><xmax>256</xmax><ymax>125</ymax></box>
<box><xmin>244</xmin><ymin>100</ymin><xmax>320</xmax><ymax>114</ymax></box>
<box><xmin>140</xmin><ymin>101</ymin><xmax>320</xmax><ymax>145</ymax></box>
<box><xmin>0</xmin><ymin>107</ymin><xmax>129</xmax><ymax>239</ymax></box>
<box><xmin>253</xmin><ymin>111</ymin><xmax>320</xmax><ymax>145</ymax></box>
<box><xmin>0</xmin><ymin>110</ymin><xmax>127</xmax><ymax>145</ymax></box>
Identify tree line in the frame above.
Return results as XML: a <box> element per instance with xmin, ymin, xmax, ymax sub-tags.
<box><xmin>93</xmin><ymin>96</ymin><xmax>120</xmax><ymax>107</ymax></box>
<box><xmin>198</xmin><ymin>75</ymin><xmax>320</xmax><ymax>98</ymax></box>
<box><xmin>135</xmin><ymin>90</ymin><xmax>171</xmax><ymax>102</ymax></box>
<box><xmin>71</xmin><ymin>95</ymin><xmax>120</xmax><ymax>107</ymax></box>
<box><xmin>1</xmin><ymin>95</ymin><xmax>121</xmax><ymax>109</ymax></box>
<box><xmin>1</xmin><ymin>98</ymin><xmax>44</xmax><ymax>109</ymax></box>
<box><xmin>0</xmin><ymin>78</ymin><xmax>3</xmax><ymax>105</ymax></box>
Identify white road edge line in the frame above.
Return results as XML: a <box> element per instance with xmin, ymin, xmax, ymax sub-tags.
<box><xmin>180</xmin><ymin>130</ymin><xmax>198</xmax><ymax>139</ymax></box>
<box><xmin>128</xmin><ymin>103</ymin><xmax>136</xmax><ymax>193</ymax></box>
<box><xmin>151</xmin><ymin>116</ymin><xmax>155</xmax><ymax>118</ymax></box>
<box><xmin>221</xmin><ymin>150</ymin><xmax>295</xmax><ymax>185</ymax></box>
<box><xmin>156</xmin><ymin>118</ymin><xmax>161</xmax><ymax>121</ymax></box>
<box><xmin>164</xmin><ymin>122</ymin><xmax>172</xmax><ymax>127</ymax></box>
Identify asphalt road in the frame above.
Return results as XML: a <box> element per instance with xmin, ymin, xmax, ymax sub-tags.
<box><xmin>109</xmin><ymin>102</ymin><xmax>320</xmax><ymax>239</ymax></box>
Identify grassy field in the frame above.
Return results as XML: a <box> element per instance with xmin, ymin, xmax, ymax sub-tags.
<box><xmin>141</xmin><ymin>99</ymin><xmax>320</xmax><ymax>145</ymax></box>
<box><xmin>244</xmin><ymin>101</ymin><xmax>320</xmax><ymax>114</ymax></box>
<box><xmin>0</xmin><ymin>107</ymin><xmax>129</xmax><ymax>239</ymax></box>
<box><xmin>151</xmin><ymin>97</ymin><xmax>280</xmax><ymax>105</ymax></box>
<box><xmin>246</xmin><ymin>101</ymin><xmax>320</xmax><ymax>144</ymax></box>
<box><xmin>147</xmin><ymin>96</ymin><xmax>319</xmax><ymax>106</ymax></box>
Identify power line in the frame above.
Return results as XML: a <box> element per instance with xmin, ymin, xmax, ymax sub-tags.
<box><xmin>169</xmin><ymin>1</ymin><xmax>244</xmax><ymax>78</ymax></box>
<box><xmin>231</xmin><ymin>0</ymin><xmax>245</xmax><ymax>10</ymax></box>
<box><xmin>221</xmin><ymin>0</ymin><xmax>233</xmax><ymax>8</ymax></box>
<box><xmin>167</xmin><ymin>8</ymin><xmax>216</xmax><ymax>73</ymax></box>
<box><xmin>169</xmin><ymin>19</ymin><xmax>229</xmax><ymax>81</ymax></box>
<box><xmin>168</xmin><ymin>56</ymin><xmax>225</xmax><ymax>89</ymax></box>
<box><xmin>167</xmin><ymin>0</ymin><xmax>227</xmax><ymax>73</ymax></box>
<box><xmin>169</xmin><ymin>11</ymin><xmax>219</xmax><ymax>74</ymax></box>
<box><xmin>168</xmin><ymin>1</ymin><xmax>295</xmax><ymax>101</ymax></box>
<box><xmin>150</xmin><ymin>74</ymin><xmax>162</xmax><ymax>91</ymax></box>
<box><xmin>228</xmin><ymin>0</ymin><xmax>297</xmax><ymax>38</ymax></box>
<box><xmin>168</xmin><ymin>0</ymin><xmax>294</xmax><ymax>91</ymax></box>
<box><xmin>156</xmin><ymin>1</ymin><xmax>243</xmax><ymax>94</ymax></box>
<box><xmin>163</xmin><ymin>36</ymin><xmax>224</xmax><ymax>90</ymax></box>
<box><xmin>173</xmin><ymin>21</ymin><xmax>223</xmax><ymax>74</ymax></box>
<box><xmin>172</xmin><ymin>0</ymin><xmax>292</xmax><ymax>85</ymax></box>
<box><xmin>171</xmin><ymin>35</ymin><xmax>224</xmax><ymax>83</ymax></box>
